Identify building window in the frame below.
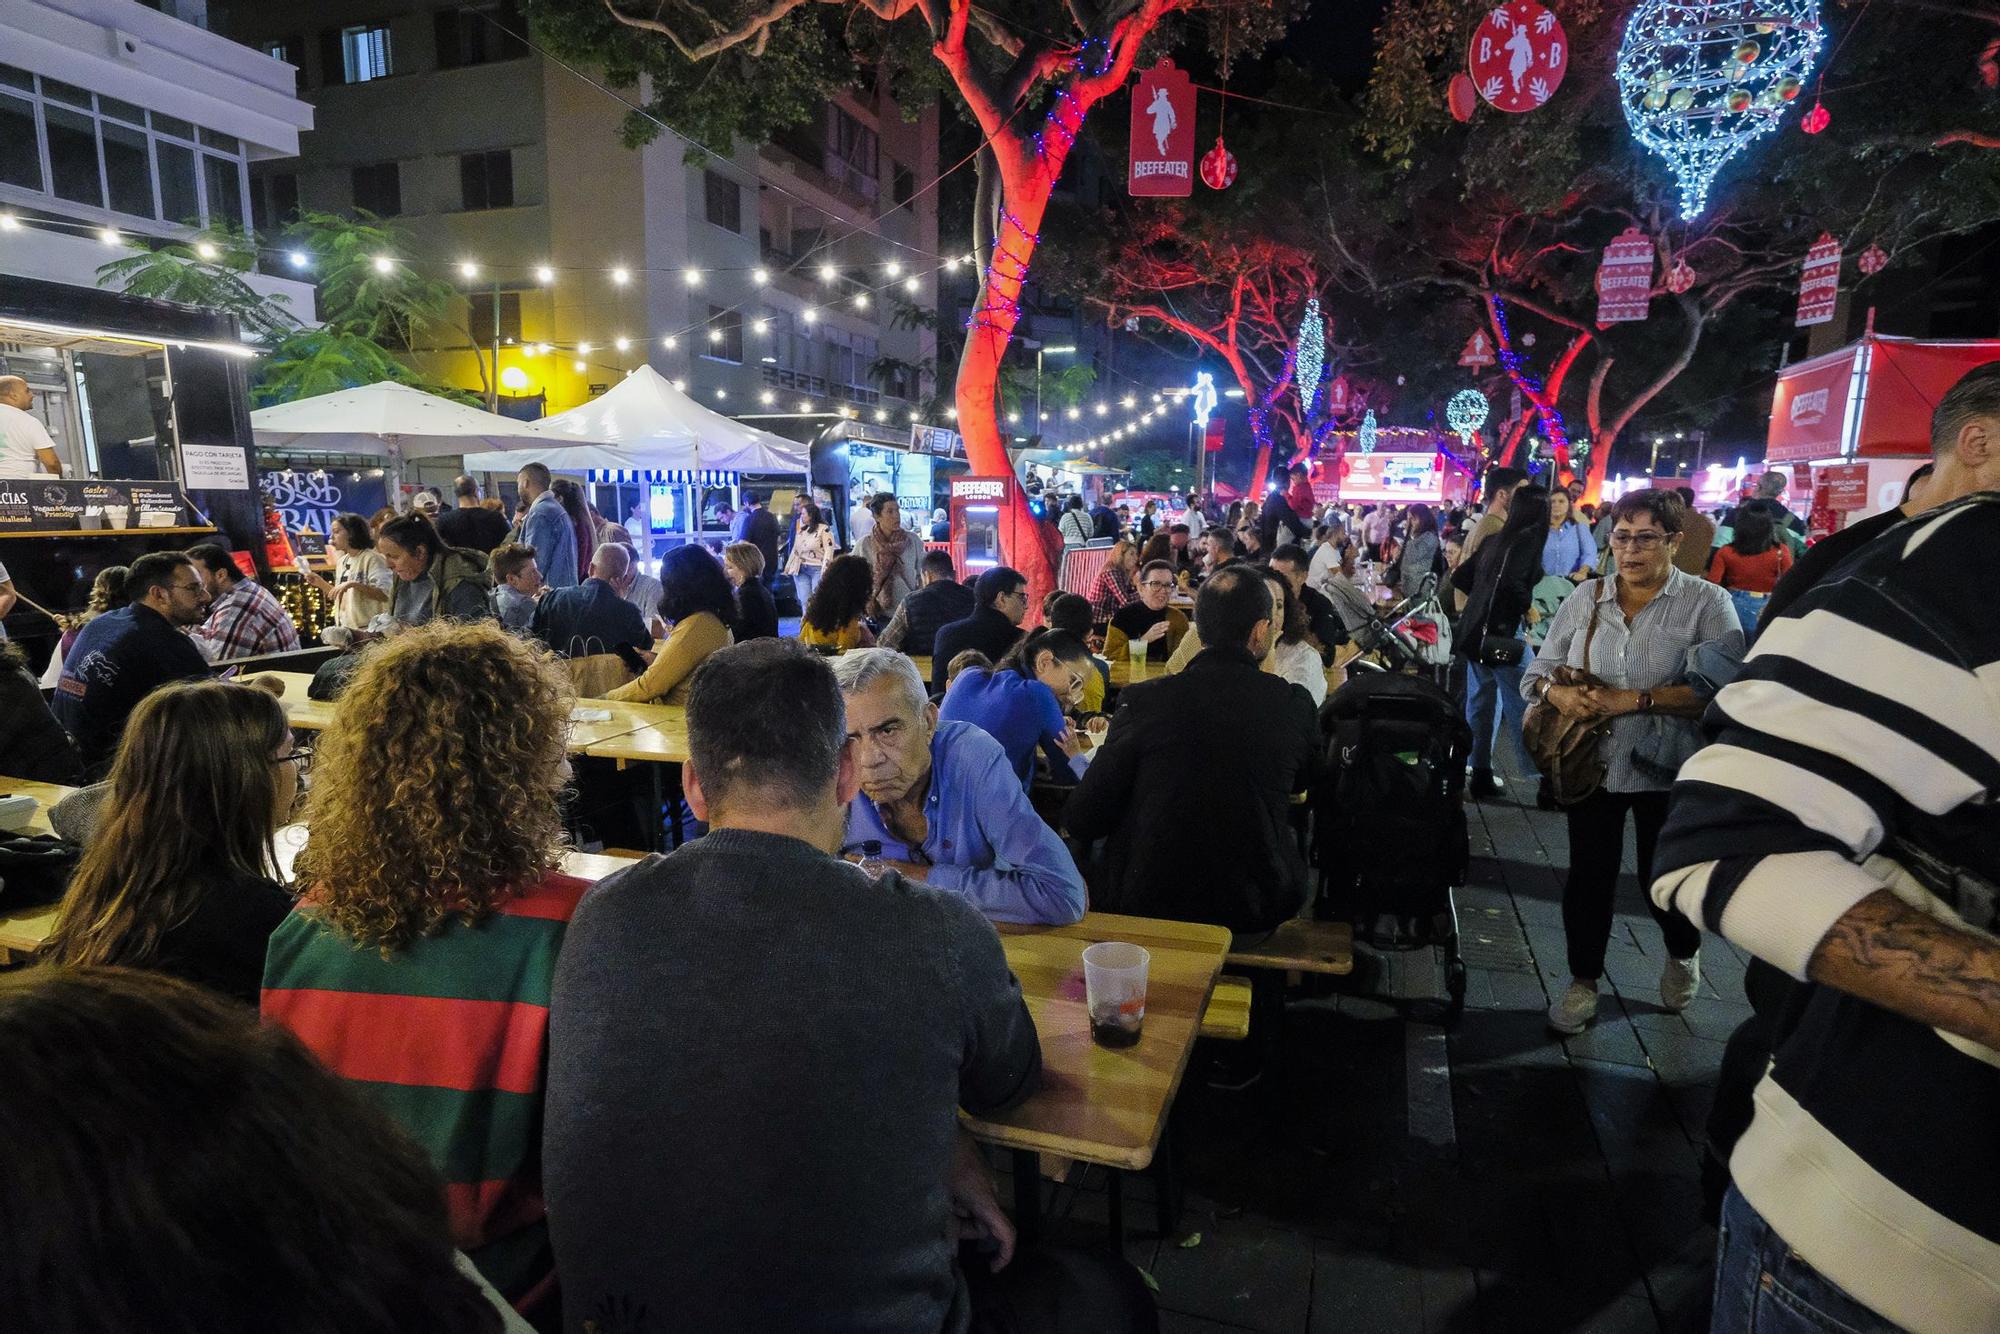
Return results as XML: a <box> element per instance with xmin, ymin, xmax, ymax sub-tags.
<box><xmin>261</xmin><ymin>36</ymin><xmax>299</xmax><ymax>65</ymax></box>
<box><xmin>102</xmin><ymin>121</ymin><xmax>155</xmax><ymax>217</ymax></box>
<box><xmin>703</xmin><ymin>306</ymin><xmax>743</xmax><ymax>364</ymax></box>
<box><xmin>156</xmin><ymin>140</ymin><xmax>199</xmax><ymax>225</ymax></box>
<box><xmin>351</xmin><ymin>161</ymin><xmax>401</xmax><ymax>216</ymax></box>
<box><xmin>337</xmin><ymin>24</ymin><xmax>394</xmax><ymax>83</ymax></box>
<box><xmin>203</xmin><ymin>154</ymin><xmax>245</xmax><ymax>229</ymax></box>
<box><xmin>892</xmin><ymin>161</ymin><xmax>914</xmax><ymax>209</ymax></box>
<box><xmin>459</xmin><ymin>150</ymin><xmax>513</xmax><ymax>210</ymax></box>
<box><xmin>0</xmin><ymin>89</ymin><xmax>42</xmax><ymax>191</ymax></box>
<box><xmin>826</xmin><ymin>107</ymin><xmax>878</xmax><ymax>201</ymax></box>
<box><xmin>435</xmin><ymin>5</ymin><xmax>528</xmax><ymax>69</ymax></box>
<box><xmin>468</xmin><ymin>291</ymin><xmax>523</xmax><ymax>347</ymax></box>
<box><xmin>253</xmin><ymin>172</ymin><xmax>300</xmax><ymax>231</ymax></box>
<box><xmin>703</xmin><ymin>170</ymin><xmax>740</xmax><ymax>233</ymax></box>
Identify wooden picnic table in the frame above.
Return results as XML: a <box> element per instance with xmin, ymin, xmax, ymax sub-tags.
<box><xmin>249</xmin><ymin>672</ymin><xmax>684</xmax><ymax>753</ymax></box>
<box><xmin>908</xmin><ymin>645</ymin><xmax>1357</xmax><ymax>694</ymax></box>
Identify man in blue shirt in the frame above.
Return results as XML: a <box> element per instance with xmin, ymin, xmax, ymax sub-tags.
<box><xmin>832</xmin><ymin>649</ymin><xmax>1085</xmax><ymax>926</ymax></box>
<box><xmin>51</xmin><ymin>551</ymin><xmax>213</xmax><ymax>777</ymax></box>
<box><xmin>516</xmin><ymin>462</ymin><xmax>579</xmax><ymax>591</ymax></box>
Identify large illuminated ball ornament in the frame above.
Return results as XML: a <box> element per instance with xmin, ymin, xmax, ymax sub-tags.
<box><xmin>1447</xmin><ymin>389</ymin><xmax>1489</xmax><ymax>441</ymax></box>
<box><xmin>1616</xmin><ymin>0</ymin><xmax>1824</xmax><ymax>217</ymax></box>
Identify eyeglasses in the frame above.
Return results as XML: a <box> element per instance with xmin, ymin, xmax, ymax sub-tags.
<box><xmin>170</xmin><ymin>579</ymin><xmax>204</xmax><ymax>594</ymax></box>
<box><xmin>275</xmin><ymin>746</ymin><xmax>314</xmax><ymax>771</ymax></box>
<box><xmin>1140</xmin><ymin>580</ymin><xmax>1174</xmax><ymax>591</ymax></box>
<box><xmin>1608</xmin><ymin>532</ymin><xmax>1668</xmax><ymax>549</ymax></box>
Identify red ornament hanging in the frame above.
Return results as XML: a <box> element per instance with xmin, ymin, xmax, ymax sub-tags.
<box><xmin>1857</xmin><ymin>244</ymin><xmax>1888</xmax><ymax>275</ymax></box>
<box><xmin>1801</xmin><ymin>101</ymin><xmax>1830</xmax><ymax>134</ymax></box>
<box><xmin>1447</xmin><ymin>73</ymin><xmax>1478</xmax><ymax>123</ymax></box>
<box><xmin>1667</xmin><ymin>258</ymin><xmax>1696</xmax><ymax>293</ymax></box>
<box><xmin>1199</xmin><ymin>137</ymin><xmax>1237</xmax><ymax>190</ymax></box>
<box><xmin>1467</xmin><ymin>0</ymin><xmax>1569</xmax><ymax>113</ymax></box>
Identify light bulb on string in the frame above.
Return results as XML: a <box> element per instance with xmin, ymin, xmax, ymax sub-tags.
<box><xmin>578</xmin><ymin>342</ymin><xmax>593</xmax><ymax>354</ymax></box>
<box><xmin>759</xmin><ymin>390</ymin><xmax>775</xmax><ymax>406</ymax></box>
<box><xmin>371</xmin><ymin>254</ymin><xmax>394</xmax><ymax>274</ymax></box>
<box><xmin>662</xmin><ymin>335</ymin><xmax>678</xmax><ymax>350</ymax></box>
<box><xmin>885</xmin><ymin>261</ymin><xmax>902</xmax><ymax>278</ymax></box>
<box><xmin>458</xmin><ymin>260</ymin><xmax>479</xmax><ymax>279</ymax></box>
<box><xmin>852</xmin><ymin>293</ymin><xmax>869</xmax><ymax>310</ymax></box>
<box><xmin>715</xmin><ymin>388</ymin><xmax>727</xmax><ymax>399</ymax></box>
<box><xmin>610</xmin><ymin>266</ymin><xmax>630</xmax><ymax>286</ymax></box>
<box><xmin>99</xmin><ymin>227</ymin><xmax>121</xmax><ymax>246</ymax></box>
<box><xmin>683</xmin><ymin>269</ymin><xmax>701</xmax><ymax>287</ymax></box>
<box><xmin>0</xmin><ymin>214</ymin><xmax>20</xmax><ymax>232</ymax></box>
<box><xmin>798</xmin><ymin>400</ymin><xmax>813</xmax><ymax>413</ymax></box>
<box><xmin>614</xmin><ymin>336</ymin><xmax>631</xmax><ymax>352</ymax></box>
<box><xmin>802</xmin><ymin>308</ymin><xmax>818</xmax><ymax>325</ymax></box>
<box><xmin>195</xmin><ymin>242</ymin><xmax>219</xmax><ymax>260</ymax></box>
<box><xmin>818</xmin><ymin>263</ymin><xmax>837</xmax><ymax>284</ymax></box>
<box><xmin>535</xmin><ymin>264</ymin><xmax>555</xmax><ymax>284</ymax></box>
<box><xmin>573</xmin><ymin>359</ymin><xmax>587</xmax><ymax>372</ymax></box>
<box><xmin>751</xmin><ymin>267</ymin><xmax>769</xmax><ymax>285</ymax></box>
<box><xmin>903</xmin><ymin>276</ymin><xmax>920</xmax><ymax>295</ymax></box>
<box><xmin>752</xmin><ymin>319</ymin><xmax>769</xmax><ymax>334</ymax></box>
<box><xmin>707</xmin><ymin>328</ymin><xmax>723</xmax><ymax>343</ymax></box>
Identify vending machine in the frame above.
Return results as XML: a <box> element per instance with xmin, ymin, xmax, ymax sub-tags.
<box><xmin>948</xmin><ymin>476</ymin><xmax>1018</xmax><ymax>574</ymax></box>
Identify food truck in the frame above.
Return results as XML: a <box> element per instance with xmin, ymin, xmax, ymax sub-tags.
<box><xmin>0</xmin><ymin>277</ymin><xmax>265</xmax><ymax>672</ymax></box>
<box><xmin>1332</xmin><ymin>436</ymin><xmax>1476</xmax><ymax>509</ymax></box>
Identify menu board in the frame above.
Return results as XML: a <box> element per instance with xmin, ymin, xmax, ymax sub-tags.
<box><xmin>0</xmin><ymin>478</ymin><xmax>204</xmax><ymax>533</ymax></box>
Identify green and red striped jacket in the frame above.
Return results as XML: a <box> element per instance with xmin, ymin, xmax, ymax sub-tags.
<box><xmin>261</xmin><ymin>871</ymin><xmax>590</xmax><ymax>1314</ymax></box>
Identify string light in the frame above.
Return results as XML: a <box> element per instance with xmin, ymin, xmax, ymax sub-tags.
<box><xmin>662</xmin><ymin>335</ymin><xmax>678</xmax><ymax>349</ymax></box>
<box><xmin>903</xmin><ymin>276</ymin><xmax>920</xmax><ymax>295</ymax></box>
<box><xmin>573</xmin><ymin>359</ymin><xmax>587</xmax><ymax>372</ymax></box>
<box><xmin>875</xmin><ymin>408</ymin><xmax>889</xmax><ymax>422</ymax></box>
<box><xmin>195</xmin><ymin>241</ymin><xmax>219</xmax><ymax>260</ymax></box>
<box><xmin>853</xmin><ymin>293</ymin><xmax>869</xmax><ymax>310</ymax></box>
<box><xmin>99</xmin><ymin>227</ymin><xmax>120</xmax><ymax>245</ymax></box>
<box><xmin>577</xmin><ymin>341</ymin><xmax>593</xmax><ymax>354</ymax></box>
<box><xmin>535</xmin><ymin>264</ymin><xmax>555</xmax><ymax>284</ymax></box>
<box><xmin>818</xmin><ymin>263</ymin><xmax>837</xmax><ymax>283</ymax></box>
<box><xmin>0</xmin><ymin>213</ymin><xmax>19</xmax><ymax>231</ymax></box>
<box><xmin>614</xmin><ymin>336</ymin><xmax>631</xmax><ymax>352</ymax></box>
<box><xmin>610</xmin><ymin>266</ymin><xmax>630</xmax><ymax>286</ymax></box>
<box><xmin>752</xmin><ymin>267</ymin><xmax>769</xmax><ymax>285</ymax></box>
<box><xmin>371</xmin><ymin>255</ymin><xmax>394</xmax><ymax>273</ymax></box>
<box><xmin>752</xmin><ymin>318</ymin><xmax>769</xmax><ymax>334</ymax></box>
<box><xmin>673</xmin><ymin>379</ymin><xmax>687</xmax><ymax>391</ymax></box>
<box><xmin>715</xmin><ymin>388</ymin><xmax>727</xmax><ymax>399</ymax></box>
<box><xmin>798</xmin><ymin>399</ymin><xmax>813</xmax><ymax>412</ymax></box>
<box><xmin>286</xmin><ymin>248</ymin><xmax>307</xmax><ymax>268</ymax></box>
<box><xmin>707</xmin><ymin>328</ymin><xmax>723</xmax><ymax>343</ymax></box>
<box><xmin>1294</xmin><ymin>297</ymin><xmax>1326</xmax><ymax>418</ymax></box>
<box><xmin>683</xmin><ymin>269</ymin><xmax>702</xmax><ymax>287</ymax></box>
<box><xmin>802</xmin><ymin>308</ymin><xmax>818</xmax><ymax>324</ymax></box>
<box><xmin>458</xmin><ymin>260</ymin><xmax>479</xmax><ymax>279</ymax></box>
<box><xmin>1095</xmin><ymin>402</ymin><xmax>1109</xmax><ymax>416</ymax></box>
<box><xmin>885</xmin><ymin>261</ymin><xmax>902</xmax><ymax>277</ymax></box>
<box><xmin>759</xmin><ymin>390</ymin><xmax>775</xmax><ymax>405</ymax></box>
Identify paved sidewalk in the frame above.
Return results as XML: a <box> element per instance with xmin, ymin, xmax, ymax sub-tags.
<box><xmin>1014</xmin><ymin>777</ymin><xmax>1745</xmax><ymax>1333</ymax></box>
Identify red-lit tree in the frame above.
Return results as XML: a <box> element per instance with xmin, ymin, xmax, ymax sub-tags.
<box><xmin>535</xmin><ymin>0</ymin><xmax>1295</xmax><ymax>603</ymax></box>
<box><xmin>1082</xmin><ymin>208</ymin><xmax>1326</xmax><ymax>495</ymax></box>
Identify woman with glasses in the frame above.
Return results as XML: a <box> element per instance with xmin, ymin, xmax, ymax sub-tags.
<box><xmin>940</xmin><ymin>627</ymin><xmax>1094</xmax><ymax>791</ymax></box>
<box><xmin>1523</xmin><ymin>490</ymin><xmax>1739</xmax><ymax>1036</ymax></box>
<box><xmin>43</xmin><ymin>680</ymin><xmax>300</xmax><ymax>1005</ymax></box>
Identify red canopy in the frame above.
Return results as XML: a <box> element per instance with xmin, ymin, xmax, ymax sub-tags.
<box><xmin>1768</xmin><ymin>335</ymin><xmax>2000</xmax><ymax>464</ymax></box>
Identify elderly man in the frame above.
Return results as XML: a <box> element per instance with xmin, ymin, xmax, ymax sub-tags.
<box><xmin>834</xmin><ymin>649</ymin><xmax>1085</xmax><ymax>926</ymax></box>
<box><xmin>532</xmin><ymin>541</ymin><xmax>650</xmax><ymax>658</ymax></box>
<box><xmin>0</xmin><ymin>375</ymin><xmax>63</xmax><ymax>475</ymax></box>
<box><xmin>185</xmin><ymin>544</ymin><xmax>301</xmax><ymax>661</ymax></box>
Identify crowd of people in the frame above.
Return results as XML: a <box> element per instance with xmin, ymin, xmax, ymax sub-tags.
<box><xmin>5</xmin><ymin>360</ymin><xmax>2000</xmax><ymax>1333</ymax></box>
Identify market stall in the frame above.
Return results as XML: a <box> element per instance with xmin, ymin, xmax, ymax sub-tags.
<box><xmin>0</xmin><ymin>278</ymin><xmax>265</xmax><ymax>671</ymax></box>
<box><xmin>811</xmin><ymin>419</ymin><xmax>965</xmax><ymax>546</ymax></box>
<box><xmin>463</xmin><ymin>366</ymin><xmax>809</xmax><ymax>559</ymax></box>
<box><xmin>1764</xmin><ymin>331</ymin><xmax>1995</xmax><ymax>526</ymax></box>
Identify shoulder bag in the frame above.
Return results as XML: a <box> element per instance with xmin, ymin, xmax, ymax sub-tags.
<box><xmin>1522</xmin><ymin>581</ymin><xmax>1610</xmax><ymax>805</ymax></box>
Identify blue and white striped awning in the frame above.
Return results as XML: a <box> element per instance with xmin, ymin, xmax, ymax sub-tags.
<box><xmin>588</xmin><ymin>468</ymin><xmax>740</xmax><ymax>485</ymax></box>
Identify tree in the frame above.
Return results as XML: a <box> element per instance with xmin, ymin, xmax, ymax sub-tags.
<box><xmin>98</xmin><ymin>213</ymin><xmax>481</xmax><ymax>406</ymax></box>
<box><xmin>526</xmin><ymin>0</ymin><xmax>1295</xmax><ymax>605</ymax></box>
<box><xmin>1328</xmin><ymin>0</ymin><xmax>2000</xmax><ymax>497</ymax></box>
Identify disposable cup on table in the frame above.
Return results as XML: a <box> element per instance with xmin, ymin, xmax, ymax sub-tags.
<box><xmin>1082</xmin><ymin>941</ymin><xmax>1150</xmax><ymax>1048</ymax></box>
<box><xmin>1127</xmin><ymin>640</ymin><xmax>1149</xmax><ymax>679</ymax></box>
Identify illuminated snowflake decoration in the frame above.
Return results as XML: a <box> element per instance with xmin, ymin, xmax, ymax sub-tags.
<box><xmin>1616</xmin><ymin>0</ymin><xmax>1824</xmax><ymax>217</ymax></box>
<box><xmin>1446</xmin><ymin>389</ymin><xmax>1489</xmax><ymax>447</ymax></box>
<box><xmin>1295</xmin><ymin>298</ymin><xmax>1326</xmax><ymax>419</ymax></box>
<box><xmin>1358</xmin><ymin>409</ymin><xmax>1379</xmax><ymax>454</ymax></box>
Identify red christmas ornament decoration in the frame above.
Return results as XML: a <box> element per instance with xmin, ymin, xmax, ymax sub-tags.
<box><xmin>1667</xmin><ymin>258</ymin><xmax>1696</xmax><ymax>293</ymax></box>
<box><xmin>1447</xmin><ymin>73</ymin><xmax>1478</xmax><ymax>122</ymax></box>
<box><xmin>1800</xmin><ymin>101</ymin><xmax>1830</xmax><ymax>134</ymax></box>
<box><xmin>1468</xmin><ymin>0</ymin><xmax>1569</xmax><ymax>113</ymax></box>
<box><xmin>1857</xmin><ymin>244</ymin><xmax>1888</xmax><ymax>275</ymax></box>
<box><xmin>1199</xmin><ymin>137</ymin><xmax>1237</xmax><ymax>190</ymax></box>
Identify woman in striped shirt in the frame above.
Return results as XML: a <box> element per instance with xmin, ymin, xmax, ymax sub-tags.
<box><xmin>264</xmin><ymin>620</ymin><xmax>585</xmax><ymax>1327</ymax></box>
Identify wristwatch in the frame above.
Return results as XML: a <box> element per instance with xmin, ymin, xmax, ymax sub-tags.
<box><xmin>1637</xmin><ymin>689</ymin><xmax>1654</xmax><ymax>714</ymax></box>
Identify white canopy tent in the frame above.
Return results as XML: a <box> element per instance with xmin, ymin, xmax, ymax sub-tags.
<box><xmin>459</xmin><ymin>365</ymin><xmax>808</xmax><ymax>479</ymax></box>
<box><xmin>249</xmin><ymin>381</ymin><xmax>549</xmax><ymax>466</ymax></box>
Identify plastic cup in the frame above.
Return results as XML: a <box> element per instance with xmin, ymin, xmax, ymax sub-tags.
<box><xmin>1127</xmin><ymin>638</ymin><xmax>1149</xmax><ymax>677</ymax></box>
<box><xmin>1082</xmin><ymin>941</ymin><xmax>1150</xmax><ymax>1048</ymax></box>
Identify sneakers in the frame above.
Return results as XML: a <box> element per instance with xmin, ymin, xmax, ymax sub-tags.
<box><xmin>1547</xmin><ymin>979</ymin><xmax>1599</xmax><ymax>1035</ymax></box>
<box><xmin>1468</xmin><ymin>768</ymin><xmax>1503</xmax><ymax>799</ymax></box>
<box><xmin>1660</xmin><ymin>955</ymin><xmax>1702</xmax><ymax>1012</ymax></box>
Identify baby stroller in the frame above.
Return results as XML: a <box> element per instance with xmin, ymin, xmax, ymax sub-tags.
<box><xmin>1312</xmin><ymin>669</ymin><xmax>1471</xmax><ymax>1027</ymax></box>
<box><xmin>1345</xmin><ymin>575</ymin><xmax>1453</xmax><ymax>685</ymax></box>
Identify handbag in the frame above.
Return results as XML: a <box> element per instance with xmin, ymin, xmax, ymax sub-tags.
<box><xmin>1522</xmin><ymin>583</ymin><xmax>1610</xmax><ymax>805</ymax></box>
<box><xmin>1475</xmin><ymin>635</ymin><xmax>1525</xmax><ymax>667</ymax></box>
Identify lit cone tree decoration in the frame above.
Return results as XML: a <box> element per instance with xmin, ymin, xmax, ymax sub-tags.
<box><xmin>1295</xmin><ymin>298</ymin><xmax>1326</xmax><ymax>420</ymax></box>
<box><xmin>1616</xmin><ymin>0</ymin><xmax>1825</xmax><ymax>216</ymax></box>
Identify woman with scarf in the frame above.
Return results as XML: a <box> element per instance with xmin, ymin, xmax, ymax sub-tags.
<box><xmin>855</xmin><ymin>492</ymin><xmax>921</xmax><ymax>623</ymax></box>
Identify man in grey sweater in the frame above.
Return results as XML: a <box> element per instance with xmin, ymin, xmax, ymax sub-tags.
<box><xmin>545</xmin><ymin>640</ymin><xmax>1156</xmax><ymax>1332</ymax></box>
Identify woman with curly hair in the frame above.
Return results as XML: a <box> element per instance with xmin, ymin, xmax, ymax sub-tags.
<box><xmin>262</xmin><ymin>620</ymin><xmax>583</xmax><ymax>1324</ymax></box>
<box><xmin>43</xmin><ymin>680</ymin><xmax>298</xmax><ymax>1002</ymax></box>
<box><xmin>604</xmin><ymin>543</ymin><xmax>736</xmax><ymax>703</ymax></box>
<box><xmin>0</xmin><ymin>967</ymin><xmax>515</xmax><ymax>1334</ymax></box>
<box><xmin>799</xmin><ymin>552</ymin><xmax>877</xmax><ymax>650</ymax></box>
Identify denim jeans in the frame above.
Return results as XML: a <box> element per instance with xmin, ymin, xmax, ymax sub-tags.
<box><xmin>792</xmin><ymin>564</ymin><xmax>820</xmax><ymax>609</ymax></box>
<box><xmin>1726</xmin><ymin>587</ymin><xmax>1768</xmax><ymax>636</ymax></box>
<box><xmin>1464</xmin><ymin>652</ymin><xmax>1535</xmax><ymax>774</ymax></box>
<box><xmin>1710</xmin><ymin>1187</ymin><xmax>1901</xmax><ymax>1333</ymax></box>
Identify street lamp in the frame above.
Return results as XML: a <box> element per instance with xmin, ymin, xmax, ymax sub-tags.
<box><xmin>1036</xmin><ymin>344</ymin><xmax>1076</xmax><ymax>439</ymax></box>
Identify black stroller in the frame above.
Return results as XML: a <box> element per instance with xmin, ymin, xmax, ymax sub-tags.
<box><xmin>1312</xmin><ymin>669</ymin><xmax>1471</xmax><ymax>1027</ymax></box>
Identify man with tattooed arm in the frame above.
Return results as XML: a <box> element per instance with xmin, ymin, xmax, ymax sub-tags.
<box><xmin>1651</xmin><ymin>363</ymin><xmax>2000</xmax><ymax>1334</ymax></box>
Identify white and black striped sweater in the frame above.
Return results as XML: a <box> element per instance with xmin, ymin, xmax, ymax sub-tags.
<box><xmin>1653</xmin><ymin>491</ymin><xmax>2000</xmax><ymax>1334</ymax></box>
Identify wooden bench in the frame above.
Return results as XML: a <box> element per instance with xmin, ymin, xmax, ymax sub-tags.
<box><xmin>1197</xmin><ymin>978</ymin><xmax>1252</xmax><ymax>1041</ymax></box>
<box><xmin>1225</xmin><ymin>919</ymin><xmax>1356</xmax><ymax>975</ymax></box>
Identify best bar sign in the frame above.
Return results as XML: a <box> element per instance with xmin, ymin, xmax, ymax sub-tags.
<box><xmin>1796</xmin><ymin>233</ymin><xmax>1842</xmax><ymax>327</ymax></box>
<box><xmin>1128</xmin><ymin>61</ymin><xmax>1195</xmax><ymax>197</ymax></box>
<box><xmin>1596</xmin><ymin>226</ymin><xmax>1654</xmax><ymax>324</ymax></box>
